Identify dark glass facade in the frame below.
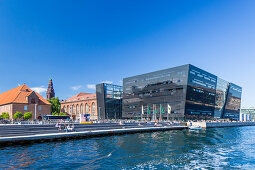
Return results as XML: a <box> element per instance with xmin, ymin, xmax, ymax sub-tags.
<box><xmin>123</xmin><ymin>65</ymin><xmax>189</xmax><ymax>119</ymax></box>
<box><xmin>96</xmin><ymin>83</ymin><xmax>123</xmax><ymax>120</ymax></box>
<box><xmin>123</xmin><ymin>64</ymin><xmax>242</xmax><ymax>120</ymax></box>
<box><xmin>223</xmin><ymin>83</ymin><xmax>242</xmax><ymax>120</ymax></box>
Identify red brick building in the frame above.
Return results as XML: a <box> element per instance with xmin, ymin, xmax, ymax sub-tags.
<box><xmin>0</xmin><ymin>85</ymin><xmax>51</xmax><ymax>120</ymax></box>
<box><xmin>61</xmin><ymin>93</ymin><xmax>98</xmax><ymax>121</ymax></box>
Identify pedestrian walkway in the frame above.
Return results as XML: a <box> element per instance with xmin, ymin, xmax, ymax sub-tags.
<box><xmin>0</xmin><ymin>123</ymin><xmax>187</xmax><ymax>145</ymax></box>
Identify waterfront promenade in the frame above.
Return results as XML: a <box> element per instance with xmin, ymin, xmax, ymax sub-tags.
<box><xmin>1</xmin><ymin>121</ymin><xmax>255</xmax><ymax>146</ymax></box>
<box><xmin>0</xmin><ymin>122</ymin><xmax>186</xmax><ymax>145</ymax></box>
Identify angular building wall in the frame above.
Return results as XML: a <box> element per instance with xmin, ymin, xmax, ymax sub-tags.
<box><xmin>185</xmin><ymin>65</ymin><xmax>218</xmax><ymax>119</ymax></box>
<box><xmin>96</xmin><ymin>83</ymin><xmax>123</xmax><ymax>120</ymax></box>
<box><xmin>96</xmin><ymin>83</ymin><xmax>106</xmax><ymax>120</ymax></box>
<box><xmin>122</xmin><ymin>64</ymin><xmax>242</xmax><ymax>120</ymax></box>
<box><xmin>123</xmin><ymin>64</ymin><xmax>189</xmax><ymax>119</ymax></box>
<box><xmin>223</xmin><ymin>83</ymin><xmax>242</xmax><ymax>120</ymax></box>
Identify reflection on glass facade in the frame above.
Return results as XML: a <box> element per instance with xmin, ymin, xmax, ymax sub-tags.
<box><xmin>96</xmin><ymin>83</ymin><xmax>123</xmax><ymax>120</ymax></box>
<box><xmin>123</xmin><ymin>64</ymin><xmax>242</xmax><ymax>120</ymax></box>
<box><xmin>224</xmin><ymin>83</ymin><xmax>242</xmax><ymax>120</ymax></box>
<box><xmin>123</xmin><ymin>65</ymin><xmax>189</xmax><ymax>119</ymax></box>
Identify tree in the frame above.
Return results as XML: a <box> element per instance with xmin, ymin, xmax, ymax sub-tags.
<box><xmin>52</xmin><ymin>112</ymin><xmax>66</xmax><ymax>116</ymax></box>
<box><xmin>2</xmin><ymin>112</ymin><xmax>10</xmax><ymax>119</ymax></box>
<box><xmin>24</xmin><ymin>112</ymin><xmax>32</xmax><ymax>120</ymax></box>
<box><xmin>47</xmin><ymin>97</ymin><xmax>61</xmax><ymax>114</ymax></box>
<box><xmin>13</xmin><ymin>112</ymin><xmax>23</xmax><ymax>119</ymax></box>
<box><xmin>59</xmin><ymin>112</ymin><xmax>67</xmax><ymax>116</ymax></box>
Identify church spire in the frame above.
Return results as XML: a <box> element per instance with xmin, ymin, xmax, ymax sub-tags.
<box><xmin>46</xmin><ymin>76</ymin><xmax>55</xmax><ymax>100</ymax></box>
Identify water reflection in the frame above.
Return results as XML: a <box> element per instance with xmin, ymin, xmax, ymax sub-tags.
<box><xmin>1</xmin><ymin>127</ymin><xmax>255</xmax><ymax>169</ymax></box>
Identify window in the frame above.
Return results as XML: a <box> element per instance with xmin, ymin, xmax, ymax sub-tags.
<box><xmin>39</xmin><ymin>106</ymin><xmax>42</xmax><ymax>111</ymax></box>
<box><xmin>72</xmin><ymin>105</ymin><xmax>75</xmax><ymax>114</ymax></box>
<box><xmin>80</xmin><ymin>104</ymin><xmax>83</xmax><ymax>114</ymax></box>
<box><xmin>24</xmin><ymin>106</ymin><xmax>28</xmax><ymax>110</ymax></box>
<box><xmin>31</xmin><ymin>98</ymin><xmax>35</xmax><ymax>104</ymax></box>
<box><xmin>92</xmin><ymin>103</ymin><xmax>96</xmax><ymax>115</ymax></box>
<box><xmin>85</xmin><ymin>104</ymin><xmax>89</xmax><ymax>114</ymax></box>
<box><xmin>76</xmin><ymin>105</ymin><xmax>79</xmax><ymax>114</ymax></box>
<box><xmin>67</xmin><ymin>106</ymin><xmax>69</xmax><ymax>114</ymax></box>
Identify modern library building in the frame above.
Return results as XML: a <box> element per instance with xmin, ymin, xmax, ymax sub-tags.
<box><xmin>96</xmin><ymin>83</ymin><xmax>123</xmax><ymax>120</ymax></box>
<box><xmin>122</xmin><ymin>64</ymin><xmax>242</xmax><ymax>120</ymax></box>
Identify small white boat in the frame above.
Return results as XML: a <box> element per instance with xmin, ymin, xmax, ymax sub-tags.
<box><xmin>189</xmin><ymin>126</ymin><xmax>203</xmax><ymax>130</ymax></box>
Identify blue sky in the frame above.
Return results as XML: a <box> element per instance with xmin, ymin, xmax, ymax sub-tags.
<box><xmin>0</xmin><ymin>0</ymin><xmax>254</xmax><ymax>107</ymax></box>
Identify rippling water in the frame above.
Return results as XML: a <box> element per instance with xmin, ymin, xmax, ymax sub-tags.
<box><xmin>1</xmin><ymin>126</ymin><xmax>255</xmax><ymax>169</ymax></box>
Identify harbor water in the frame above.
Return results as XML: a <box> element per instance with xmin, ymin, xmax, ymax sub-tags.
<box><xmin>1</xmin><ymin>126</ymin><xmax>255</xmax><ymax>169</ymax></box>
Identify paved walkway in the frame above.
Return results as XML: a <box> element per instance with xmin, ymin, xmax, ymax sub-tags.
<box><xmin>0</xmin><ymin>122</ymin><xmax>174</xmax><ymax>137</ymax></box>
<box><xmin>0</xmin><ymin>122</ymin><xmax>187</xmax><ymax>145</ymax></box>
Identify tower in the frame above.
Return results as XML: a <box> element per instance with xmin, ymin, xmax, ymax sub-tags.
<box><xmin>46</xmin><ymin>76</ymin><xmax>55</xmax><ymax>100</ymax></box>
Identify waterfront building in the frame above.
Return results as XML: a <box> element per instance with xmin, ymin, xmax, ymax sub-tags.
<box><xmin>46</xmin><ymin>77</ymin><xmax>55</xmax><ymax>100</ymax></box>
<box><xmin>123</xmin><ymin>64</ymin><xmax>242</xmax><ymax>120</ymax></box>
<box><xmin>96</xmin><ymin>83</ymin><xmax>123</xmax><ymax>120</ymax></box>
<box><xmin>240</xmin><ymin>113</ymin><xmax>251</xmax><ymax>122</ymax></box>
<box><xmin>0</xmin><ymin>85</ymin><xmax>51</xmax><ymax>120</ymax></box>
<box><xmin>61</xmin><ymin>93</ymin><xmax>98</xmax><ymax>121</ymax></box>
<box><xmin>240</xmin><ymin>107</ymin><xmax>255</xmax><ymax>121</ymax></box>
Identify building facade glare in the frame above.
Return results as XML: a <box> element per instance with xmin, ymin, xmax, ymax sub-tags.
<box><xmin>240</xmin><ymin>107</ymin><xmax>255</xmax><ymax>121</ymax></box>
<box><xmin>122</xmin><ymin>64</ymin><xmax>242</xmax><ymax>120</ymax></box>
<box><xmin>96</xmin><ymin>83</ymin><xmax>123</xmax><ymax>120</ymax></box>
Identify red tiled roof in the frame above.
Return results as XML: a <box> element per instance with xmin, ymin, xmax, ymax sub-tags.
<box><xmin>62</xmin><ymin>93</ymin><xmax>96</xmax><ymax>103</ymax></box>
<box><xmin>0</xmin><ymin>85</ymin><xmax>51</xmax><ymax>105</ymax></box>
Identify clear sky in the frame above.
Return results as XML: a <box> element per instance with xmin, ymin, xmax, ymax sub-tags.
<box><xmin>0</xmin><ymin>0</ymin><xmax>254</xmax><ymax>107</ymax></box>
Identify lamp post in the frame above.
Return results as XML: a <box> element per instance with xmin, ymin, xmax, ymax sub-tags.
<box><xmin>35</xmin><ymin>104</ymin><xmax>37</xmax><ymax>121</ymax></box>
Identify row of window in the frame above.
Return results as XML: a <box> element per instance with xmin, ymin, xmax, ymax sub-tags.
<box><xmin>126</xmin><ymin>87</ymin><xmax>183</xmax><ymax>97</ymax></box>
<box><xmin>63</xmin><ymin>103</ymin><xmax>96</xmax><ymax>115</ymax></box>
<box><xmin>192</xmin><ymin>88</ymin><xmax>216</xmax><ymax>96</ymax></box>
<box><xmin>125</xmin><ymin>71</ymin><xmax>186</xmax><ymax>86</ymax></box>
<box><xmin>24</xmin><ymin>106</ymin><xmax>42</xmax><ymax>111</ymax></box>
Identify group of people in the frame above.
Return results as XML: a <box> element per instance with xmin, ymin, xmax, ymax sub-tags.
<box><xmin>55</xmin><ymin>122</ymin><xmax>74</xmax><ymax>132</ymax></box>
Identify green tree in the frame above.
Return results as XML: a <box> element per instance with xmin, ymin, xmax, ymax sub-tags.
<box><xmin>47</xmin><ymin>97</ymin><xmax>61</xmax><ymax>114</ymax></box>
<box><xmin>52</xmin><ymin>112</ymin><xmax>66</xmax><ymax>116</ymax></box>
<box><xmin>24</xmin><ymin>112</ymin><xmax>32</xmax><ymax>120</ymax></box>
<box><xmin>13</xmin><ymin>112</ymin><xmax>23</xmax><ymax>119</ymax></box>
<box><xmin>59</xmin><ymin>112</ymin><xmax>67</xmax><ymax>116</ymax></box>
<box><xmin>2</xmin><ymin>112</ymin><xmax>10</xmax><ymax>119</ymax></box>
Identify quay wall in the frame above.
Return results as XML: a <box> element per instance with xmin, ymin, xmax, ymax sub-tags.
<box><xmin>0</xmin><ymin>126</ymin><xmax>187</xmax><ymax>146</ymax></box>
<box><xmin>188</xmin><ymin>122</ymin><xmax>255</xmax><ymax>128</ymax></box>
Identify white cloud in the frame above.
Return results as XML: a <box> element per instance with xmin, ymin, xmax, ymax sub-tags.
<box><xmin>87</xmin><ymin>84</ymin><xmax>96</xmax><ymax>90</ymax></box>
<box><xmin>101</xmin><ymin>80</ymin><xmax>113</xmax><ymax>84</ymax></box>
<box><xmin>31</xmin><ymin>86</ymin><xmax>47</xmax><ymax>94</ymax></box>
<box><xmin>86</xmin><ymin>80</ymin><xmax>113</xmax><ymax>90</ymax></box>
<box><xmin>71</xmin><ymin>85</ymin><xmax>83</xmax><ymax>91</ymax></box>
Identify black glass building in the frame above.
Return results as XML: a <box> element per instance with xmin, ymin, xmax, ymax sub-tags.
<box><xmin>96</xmin><ymin>83</ymin><xmax>123</xmax><ymax>120</ymax></box>
<box><xmin>122</xmin><ymin>64</ymin><xmax>242</xmax><ymax>120</ymax></box>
